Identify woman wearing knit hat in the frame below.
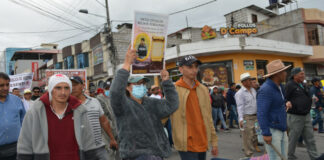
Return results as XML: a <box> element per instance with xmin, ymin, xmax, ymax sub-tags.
<box><xmin>17</xmin><ymin>74</ymin><xmax>109</xmax><ymax>160</ymax></box>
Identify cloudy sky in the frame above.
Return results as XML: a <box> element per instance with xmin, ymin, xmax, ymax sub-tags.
<box><xmin>0</xmin><ymin>0</ymin><xmax>323</xmax><ymax>53</ymax></box>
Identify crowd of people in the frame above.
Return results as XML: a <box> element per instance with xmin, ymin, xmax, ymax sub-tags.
<box><xmin>0</xmin><ymin>46</ymin><xmax>323</xmax><ymax>160</ymax></box>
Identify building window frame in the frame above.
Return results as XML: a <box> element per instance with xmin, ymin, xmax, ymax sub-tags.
<box><xmin>252</xmin><ymin>14</ymin><xmax>258</xmax><ymax>23</ymax></box>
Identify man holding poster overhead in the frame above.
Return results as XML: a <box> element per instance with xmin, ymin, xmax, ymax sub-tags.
<box><xmin>171</xmin><ymin>55</ymin><xmax>218</xmax><ymax>160</ymax></box>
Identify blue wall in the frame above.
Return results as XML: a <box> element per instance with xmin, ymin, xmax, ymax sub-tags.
<box><xmin>5</xmin><ymin>48</ymin><xmax>31</xmax><ymax>75</ymax></box>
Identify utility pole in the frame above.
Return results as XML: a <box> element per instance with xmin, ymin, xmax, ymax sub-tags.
<box><xmin>104</xmin><ymin>0</ymin><xmax>117</xmax><ymax>76</ymax></box>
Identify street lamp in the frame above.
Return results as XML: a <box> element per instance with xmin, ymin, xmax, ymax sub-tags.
<box><xmin>79</xmin><ymin>5</ymin><xmax>117</xmax><ymax>77</ymax></box>
<box><xmin>78</xmin><ymin>9</ymin><xmax>107</xmax><ymax>18</ymax></box>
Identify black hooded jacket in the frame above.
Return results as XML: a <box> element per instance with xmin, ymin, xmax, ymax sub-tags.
<box><xmin>285</xmin><ymin>79</ymin><xmax>312</xmax><ymax>115</ymax></box>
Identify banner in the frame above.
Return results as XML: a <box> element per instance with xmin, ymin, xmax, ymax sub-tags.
<box><xmin>32</xmin><ymin>62</ymin><xmax>39</xmax><ymax>80</ymax></box>
<box><xmin>45</xmin><ymin>69</ymin><xmax>87</xmax><ymax>88</ymax></box>
<box><xmin>93</xmin><ymin>44</ymin><xmax>103</xmax><ymax>66</ymax></box>
<box><xmin>131</xmin><ymin>11</ymin><xmax>169</xmax><ymax>75</ymax></box>
<box><xmin>9</xmin><ymin>73</ymin><xmax>34</xmax><ymax>92</ymax></box>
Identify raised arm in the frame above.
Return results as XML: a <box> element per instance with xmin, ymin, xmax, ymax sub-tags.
<box><xmin>110</xmin><ymin>46</ymin><xmax>137</xmax><ymax>116</ymax></box>
<box><xmin>151</xmin><ymin>70</ymin><xmax>179</xmax><ymax>119</ymax></box>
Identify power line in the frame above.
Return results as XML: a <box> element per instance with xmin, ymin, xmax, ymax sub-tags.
<box><xmin>30</xmin><ymin>28</ymin><xmax>95</xmax><ymax>49</ymax></box>
<box><xmin>41</xmin><ymin>0</ymin><xmax>98</xmax><ymax>28</ymax></box>
<box><xmin>0</xmin><ymin>25</ymin><xmax>103</xmax><ymax>34</ymax></box>
<box><xmin>169</xmin><ymin>0</ymin><xmax>217</xmax><ymax>15</ymax></box>
<box><xmin>10</xmin><ymin>0</ymin><xmax>97</xmax><ymax>32</ymax></box>
<box><xmin>95</xmin><ymin>0</ymin><xmax>106</xmax><ymax>8</ymax></box>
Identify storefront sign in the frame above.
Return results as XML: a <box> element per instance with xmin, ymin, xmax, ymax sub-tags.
<box><xmin>201</xmin><ymin>25</ymin><xmax>216</xmax><ymax>40</ymax></box>
<box><xmin>93</xmin><ymin>44</ymin><xmax>103</xmax><ymax>66</ymax></box>
<box><xmin>220</xmin><ymin>23</ymin><xmax>258</xmax><ymax>36</ymax></box>
<box><xmin>244</xmin><ymin>60</ymin><xmax>255</xmax><ymax>71</ymax></box>
<box><xmin>45</xmin><ymin>69</ymin><xmax>87</xmax><ymax>88</ymax></box>
<box><xmin>9</xmin><ymin>73</ymin><xmax>33</xmax><ymax>92</ymax></box>
<box><xmin>32</xmin><ymin>62</ymin><xmax>39</xmax><ymax>80</ymax></box>
<box><xmin>131</xmin><ymin>11</ymin><xmax>169</xmax><ymax>75</ymax></box>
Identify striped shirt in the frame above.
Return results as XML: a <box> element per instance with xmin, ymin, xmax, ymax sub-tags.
<box><xmin>83</xmin><ymin>95</ymin><xmax>104</xmax><ymax>146</ymax></box>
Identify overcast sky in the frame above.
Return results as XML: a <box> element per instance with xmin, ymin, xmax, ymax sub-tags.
<box><xmin>0</xmin><ymin>0</ymin><xmax>323</xmax><ymax>54</ymax></box>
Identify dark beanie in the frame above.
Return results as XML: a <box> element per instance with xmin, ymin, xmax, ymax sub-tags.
<box><xmin>290</xmin><ymin>67</ymin><xmax>303</xmax><ymax>79</ymax></box>
<box><xmin>311</xmin><ymin>77</ymin><xmax>320</xmax><ymax>84</ymax></box>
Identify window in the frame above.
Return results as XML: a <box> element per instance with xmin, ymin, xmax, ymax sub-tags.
<box><xmin>197</xmin><ymin>61</ymin><xmax>233</xmax><ymax>88</ymax></box>
<box><xmin>77</xmin><ymin>53</ymin><xmax>89</xmax><ymax>69</ymax></box>
<box><xmin>168</xmin><ymin>68</ymin><xmax>182</xmax><ymax>82</ymax></box>
<box><xmin>54</xmin><ymin>62</ymin><xmax>63</xmax><ymax>69</ymax></box>
<box><xmin>176</xmin><ymin>33</ymin><xmax>182</xmax><ymax>39</ymax></box>
<box><xmin>64</xmin><ymin>56</ymin><xmax>74</xmax><ymax>69</ymax></box>
<box><xmin>307</xmin><ymin>28</ymin><xmax>319</xmax><ymax>45</ymax></box>
<box><xmin>252</xmin><ymin>14</ymin><xmax>258</xmax><ymax>23</ymax></box>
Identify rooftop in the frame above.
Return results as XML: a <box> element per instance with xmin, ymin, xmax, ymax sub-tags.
<box><xmin>224</xmin><ymin>5</ymin><xmax>277</xmax><ymax>17</ymax></box>
<box><xmin>11</xmin><ymin>49</ymin><xmax>61</xmax><ymax>61</ymax></box>
<box><xmin>165</xmin><ymin>37</ymin><xmax>313</xmax><ymax>62</ymax></box>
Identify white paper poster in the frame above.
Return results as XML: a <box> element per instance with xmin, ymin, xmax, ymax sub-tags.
<box><xmin>9</xmin><ymin>73</ymin><xmax>34</xmax><ymax>92</ymax></box>
<box><xmin>131</xmin><ymin>11</ymin><xmax>169</xmax><ymax>75</ymax></box>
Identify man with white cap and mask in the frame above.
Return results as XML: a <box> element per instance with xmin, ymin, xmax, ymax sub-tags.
<box><xmin>17</xmin><ymin>74</ymin><xmax>109</xmax><ymax>160</ymax></box>
<box><xmin>235</xmin><ymin>72</ymin><xmax>260</xmax><ymax>157</ymax></box>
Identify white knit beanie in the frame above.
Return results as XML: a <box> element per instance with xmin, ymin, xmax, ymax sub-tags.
<box><xmin>48</xmin><ymin>74</ymin><xmax>72</xmax><ymax>101</ymax></box>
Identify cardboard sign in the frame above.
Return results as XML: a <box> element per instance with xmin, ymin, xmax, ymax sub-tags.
<box><xmin>131</xmin><ymin>11</ymin><xmax>169</xmax><ymax>75</ymax></box>
<box><xmin>45</xmin><ymin>69</ymin><xmax>87</xmax><ymax>88</ymax></box>
<box><xmin>9</xmin><ymin>73</ymin><xmax>34</xmax><ymax>92</ymax></box>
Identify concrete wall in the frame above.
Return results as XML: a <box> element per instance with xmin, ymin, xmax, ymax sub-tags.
<box><xmin>112</xmin><ymin>31</ymin><xmax>132</xmax><ymax>65</ymax></box>
<box><xmin>5</xmin><ymin>48</ymin><xmax>31</xmax><ymax>74</ymax></box>
<box><xmin>0</xmin><ymin>52</ymin><xmax>5</xmax><ymax>73</ymax></box>
<box><xmin>258</xmin><ymin>23</ymin><xmax>306</xmax><ymax>45</ymax></box>
<box><xmin>225</xmin><ymin>8</ymin><xmax>271</xmax><ymax>27</ymax></box>
<box><xmin>15</xmin><ymin>60</ymin><xmax>45</xmax><ymax>74</ymax></box>
<box><xmin>317</xmin><ymin>24</ymin><xmax>324</xmax><ymax>45</ymax></box>
<box><xmin>304</xmin><ymin>8</ymin><xmax>324</xmax><ymax>22</ymax></box>
<box><xmin>167</xmin><ymin>28</ymin><xmax>223</xmax><ymax>48</ymax></box>
<box><xmin>245</xmin><ymin>9</ymin><xmax>270</xmax><ymax>23</ymax></box>
<box><xmin>256</xmin><ymin>9</ymin><xmax>306</xmax><ymax>45</ymax></box>
<box><xmin>225</xmin><ymin>8</ymin><xmax>249</xmax><ymax>27</ymax></box>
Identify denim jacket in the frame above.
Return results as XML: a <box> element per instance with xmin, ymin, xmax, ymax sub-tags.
<box><xmin>257</xmin><ymin>79</ymin><xmax>287</xmax><ymax>136</ymax></box>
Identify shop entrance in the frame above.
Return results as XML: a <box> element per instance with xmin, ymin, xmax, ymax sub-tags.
<box><xmin>256</xmin><ymin>60</ymin><xmax>268</xmax><ymax>85</ymax></box>
<box><xmin>283</xmin><ymin>62</ymin><xmax>294</xmax><ymax>82</ymax></box>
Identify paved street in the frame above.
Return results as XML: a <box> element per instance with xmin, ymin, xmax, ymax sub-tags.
<box><xmin>166</xmin><ymin>128</ymin><xmax>324</xmax><ymax>160</ymax></box>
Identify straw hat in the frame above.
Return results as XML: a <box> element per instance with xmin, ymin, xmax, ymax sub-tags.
<box><xmin>263</xmin><ymin>59</ymin><xmax>291</xmax><ymax>78</ymax></box>
<box><xmin>240</xmin><ymin>72</ymin><xmax>252</xmax><ymax>81</ymax></box>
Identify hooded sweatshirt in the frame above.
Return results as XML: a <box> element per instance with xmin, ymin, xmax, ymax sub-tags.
<box><xmin>40</xmin><ymin>93</ymin><xmax>81</xmax><ymax>160</ymax></box>
<box><xmin>175</xmin><ymin>78</ymin><xmax>208</xmax><ymax>152</ymax></box>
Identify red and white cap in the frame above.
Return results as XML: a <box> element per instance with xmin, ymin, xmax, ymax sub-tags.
<box><xmin>48</xmin><ymin>74</ymin><xmax>72</xmax><ymax>101</ymax></box>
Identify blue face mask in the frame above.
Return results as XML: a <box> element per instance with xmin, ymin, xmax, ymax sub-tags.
<box><xmin>131</xmin><ymin>84</ymin><xmax>147</xmax><ymax>99</ymax></box>
<box><xmin>105</xmin><ymin>90</ymin><xmax>110</xmax><ymax>97</ymax></box>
